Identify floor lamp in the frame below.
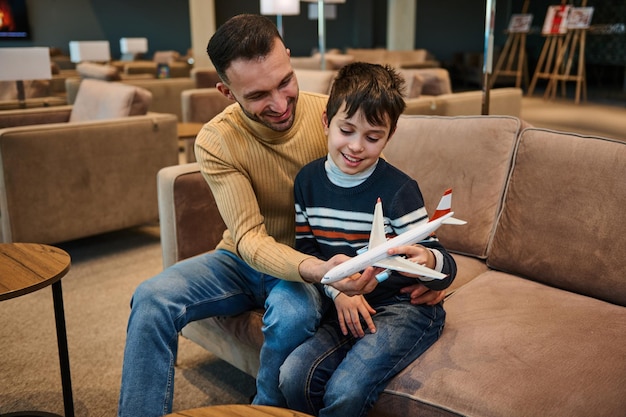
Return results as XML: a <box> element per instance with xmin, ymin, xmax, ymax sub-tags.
<box><xmin>302</xmin><ymin>0</ymin><xmax>346</xmax><ymax>70</ymax></box>
<box><xmin>69</xmin><ymin>41</ymin><xmax>111</xmax><ymax>64</ymax></box>
<box><xmin>260</xmin><ymin>0</ymin><xmax>301</xmax><ymax>39</ymax></box>
<box><xmin>0</xmin><ymin>47</ymin><xmax>52</xmax><ymax>109</ymax></box>
<box><xmin>120</xmin><ymin>37</ymin><xmax>148</xmax><ymax>61</ymax></box>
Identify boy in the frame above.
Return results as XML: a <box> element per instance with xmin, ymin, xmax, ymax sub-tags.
<box><xmin>279</xmin><ymin>62</ymin><xmax>457</xmax><ymax>417</ymax></box>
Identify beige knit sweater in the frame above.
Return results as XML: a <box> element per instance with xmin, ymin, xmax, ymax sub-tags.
<box><xmin>195</xmin><ymin>92</ymin><xmax>328</xmax><ymax>282</ymax></box>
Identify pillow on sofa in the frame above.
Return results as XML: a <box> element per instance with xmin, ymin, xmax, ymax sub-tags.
<box><xmin>419</xmin><ymin>68</ymin><xmax>452</xmax><ymax>96</ymax></box>
<box><xmin>76</xmin><ymin>62</ymin><xmax>122</xmax><ymax>81</ymax></box>
<box><xmin>69</xmin><ymin>79</ymin><xmax>152</xmax><ymax>122</ymax></box>
<box><xmin>398</xmin><ymin>70</ymin><xmax>424</xmax><ymax>98</ymax></box>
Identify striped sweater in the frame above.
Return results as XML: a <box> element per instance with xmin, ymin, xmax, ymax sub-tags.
<box><xmin>194</xmin><ymin>92</ymin><xmax>329</xmax><ymax>282</ymax></box>
<box><xmin>295</xmin><ymin>157</ymin><xmax>456</xmax><ymax>302</ymax></box>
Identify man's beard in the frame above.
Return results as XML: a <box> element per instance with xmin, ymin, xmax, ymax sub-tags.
<box><xmin>239</xmin><ymin>97</ymin><xmax>297</xmax><ymax>132</ymax></box>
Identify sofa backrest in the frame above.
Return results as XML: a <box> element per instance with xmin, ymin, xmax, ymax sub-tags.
<box><xmin>69</xmin><ymin>79</ymin><xmax>152</xmax><ymax>122</ymax></box>
<box><xmin>488</xmin><ymin>129</ymin><xmax>626</xmax><ymax>306</ymax></box>
<box><xmin>181</xmin><ymin>88</ymin><xmax>233</xmax><ymax>124</ymax></box>
<box><xmin>294</xmin><ymin>69</ymin><xmax>336</xmax><ymax>95</ymax></box>
<box><xmin>384</xmin><ymin>115</ymin><xmax>525</xmax><ymax>259</ymax></box>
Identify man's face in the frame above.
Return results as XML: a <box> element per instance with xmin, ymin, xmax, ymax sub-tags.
<box><xmin>217</xmin><ymin>39</ymin><xmax>299</xmax><ymax>132</ymax></box>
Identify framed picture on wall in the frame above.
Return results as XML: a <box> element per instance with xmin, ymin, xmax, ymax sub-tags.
<box><xmin>567</xmin><ymin>7</ymin><xmax>594</xmax><ymax>29</ymax></box>
<box><xmin>542</xmin><ymin>5</ymin><xmax>571</xmax><ymax>35</ymax></box>
<box><xmin>507</xmin><ymin>14</ymin><xmax>533</xmax><ymax>33</ymax></box>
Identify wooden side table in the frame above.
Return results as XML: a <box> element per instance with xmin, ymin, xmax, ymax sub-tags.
<box><xmin>165</xmin><ymin>404</ymin><xmax>314</xmax><ymax>417</ymax></box>
<box><xmin>0</xmin><ymin>243</ymin><xmax>74</xmax><ymax>417</ymax></box>
<box><xmin>177</xmin><ymin>122</ymin><xmax>204</xmax><ymax>163</ymax></box>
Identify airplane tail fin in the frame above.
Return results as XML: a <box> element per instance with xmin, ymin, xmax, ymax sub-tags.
<box><xmin>430</xmin><ymin>189</ymin><xmax>467</xmax><ymax>225</ymax></box>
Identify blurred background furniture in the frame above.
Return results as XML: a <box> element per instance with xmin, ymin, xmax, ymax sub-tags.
<box><xmin>0</xmin><ymin>79</ymin><xmax>179</xmax><ymax>244</ymax></box>
<box><xmin>0</xmin><ymin>243</ymin><xmax>74</xmax><ymax>417</ymax></box>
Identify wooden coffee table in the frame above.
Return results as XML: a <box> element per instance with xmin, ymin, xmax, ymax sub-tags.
<box><xmin>165</xmin><ymin>404</ymin><xmax>314</xmax><ymax>417</ymax></box>
<box><xmin>0</xmin><ymin>243</ymin><xmax>74</xmax><ymax>417</ymax></box>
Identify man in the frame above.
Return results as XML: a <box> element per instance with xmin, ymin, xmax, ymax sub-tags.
<box><xmin>117</xmin><ymin>14</ymin><xmax>444</xmax><ymax>417</ymax></box>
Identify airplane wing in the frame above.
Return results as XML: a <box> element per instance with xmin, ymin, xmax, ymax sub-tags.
<box><xmin>374</xmin><ymin>256</ymin><xmax>447</xmax><ymax>280</ymax></box>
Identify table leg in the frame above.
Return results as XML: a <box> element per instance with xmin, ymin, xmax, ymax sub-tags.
<box><xmin>51</xmin><ymin>281</ymin><xmax>75</xmax><ymax>417</ymax></box>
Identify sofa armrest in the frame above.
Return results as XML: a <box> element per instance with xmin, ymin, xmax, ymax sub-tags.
<box><xmin>157</xmin><ymin>163</ymin><xmax>226</xmax><ymax>268</ymax></box>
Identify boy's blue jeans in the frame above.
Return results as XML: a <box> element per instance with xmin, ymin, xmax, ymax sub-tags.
<box><xmin>279</xmin><ymin>297</ymin><xmax>445</xmax><ymax>417</ymax></box>
<box><xmin>117</xmin><ymin>249</ymin><xmax>325</xmax><ymax>417</ymax></box>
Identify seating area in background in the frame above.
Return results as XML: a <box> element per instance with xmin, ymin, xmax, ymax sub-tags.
<box><xmin>0</xmin><ymin>78</ymin><xmax>178</xmax><ymax>244</ymax></box>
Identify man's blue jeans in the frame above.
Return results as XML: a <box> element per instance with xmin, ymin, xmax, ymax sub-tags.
<box><xmin>279</xmin><ymin>296</ymin><xmax>445</xmax><ymax>417</ymax></box>
<box><xmin>117</xmin><ymin>249</ymin><xmax>325</xmax><ymax>417</ymax></box>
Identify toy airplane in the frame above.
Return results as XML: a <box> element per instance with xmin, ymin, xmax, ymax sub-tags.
<box><xmin>321</xmin><ymin>189</ymin><xmax>466</xmax><ymax>284</ymax></box>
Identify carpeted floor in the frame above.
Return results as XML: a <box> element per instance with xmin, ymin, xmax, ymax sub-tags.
<box><xmin>0</xmin><ymin>225</ymin><xmax>255</xmax><ymax>417</ymax></box>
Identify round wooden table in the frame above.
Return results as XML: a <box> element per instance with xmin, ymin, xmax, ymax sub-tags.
<box><xmin>165</xmin><ymin>404</ymin><xmax>314</xmax><ymax>417</ymax></box>
<box><xmin>0</xmin><ymin>243</ymin><xmax>74</xmax><ymax>417</ymax></box>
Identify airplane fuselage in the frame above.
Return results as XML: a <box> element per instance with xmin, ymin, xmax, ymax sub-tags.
<box><xmin>321</xmin><ymin>212</ymin><xmax>454</xmax><ymax>284</ymax></box>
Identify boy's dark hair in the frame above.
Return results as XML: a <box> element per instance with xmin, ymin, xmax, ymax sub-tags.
<box><xmin>326</xmin><ymin>62</ymin><xmax>406</xmax><ymax>135</ymax></box>
<box><xmin>207</xmin><ymin>14</ymin><xmax>283</xmax><ymax>84</ymax></box>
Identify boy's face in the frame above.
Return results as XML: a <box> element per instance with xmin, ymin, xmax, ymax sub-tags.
<box><xmin>217</xmin><ymin>38</ymin><xmax>299</xmax><ymax>132</ymax></box>
<box><xmin>324</xmin><ymin>104</ymin><xmax>391</xmax><ymax>175</ymax></box>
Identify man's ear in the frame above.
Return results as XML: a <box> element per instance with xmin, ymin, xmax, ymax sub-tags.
<box><xmin>217</xmin><ymin>82</ymin><xmax>236</xmax><ymax>101</ymax></box>
<box><xmin>286</xmin><ymin>48</ymin><xmax>292</xmax><ymax>57</ymax></box>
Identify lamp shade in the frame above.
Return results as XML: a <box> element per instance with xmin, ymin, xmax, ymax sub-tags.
<box><xmin>0</xmin><ymin>47</ymin><xmax>52</xmax><ymax>81</ymax></box>
<box><xmin>69</xmin><ymin>41</ymin><xmax>111</xmax><ymax>63</ymax></box>
<box><xmin>120</xmin><ymin>37</ymin><xmax>148</xmax><ymax>54</ymax></box>
<box><xmin>261</xmin><ymin>0</ymin><xmax>300</xmax><ymax>15</ymax></box>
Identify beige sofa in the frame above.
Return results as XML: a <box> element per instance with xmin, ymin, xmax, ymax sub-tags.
<box><xmin>157</xmin><ymin>115</ymin><xmax>626</xmax><ymax>416</ymax></box>
<box><xmin>0</xmin><ymin>80</ymin><xmax>179</xmax><ymax>244</ymax></box>
<box><xmin>65</xmin><ymin>74</ymin><xmax>195</xmax><ymax>121</ymax></box>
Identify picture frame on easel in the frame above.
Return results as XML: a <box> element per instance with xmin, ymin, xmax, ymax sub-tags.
<box><xmin>542</xmin><ymin>5</ymin><xmax>571</xmax><ymax>35</ymax></box>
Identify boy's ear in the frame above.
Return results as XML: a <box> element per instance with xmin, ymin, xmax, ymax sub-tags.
<box><xmin>322</xmin><ymin>111</ymin><xmax>330</xmax><ymax>135</ymax></box>
<box><xmin>322</xmin><ymin>111</ymin><xmax>329</xmax><ymax>128</ymax></box>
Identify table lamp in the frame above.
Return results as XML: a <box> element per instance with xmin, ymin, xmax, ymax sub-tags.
<box><xmin>260</xmin><ymin>0</ymin><xmax>300</xmax><ymax>38</ymax></box>
<box><xmin>0</xmin><ymin>47</ymin><xmax>52</xmax><ymax>108</ymax></box>
<box><xmin>301</xmin><ymin>0</ymin><xmax>346</xmax><ymax>70</ymax></box>
<box><xmin>119</xmin><ymin>37</ymin><xmax>148</xmax><ymax>61</ymax></box>
<box><xmin>69</xmin><ymin>40</ymin><xmax>111</xmax><ymax>63</ymax></box>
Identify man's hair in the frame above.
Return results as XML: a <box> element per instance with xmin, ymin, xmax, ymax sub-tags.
<box><xmin>207</xmin><ymin>14</ymin><xmax>283</xmax><ymax>84</ymax></box>
<box><xmin>326</xmin><ymin>62</ymin><xmax>406</xmax><ymax>135</ymax></box>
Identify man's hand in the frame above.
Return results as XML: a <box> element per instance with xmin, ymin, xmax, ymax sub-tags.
<box><xmin>299</xmin><ymin>255</ymin><xmax>379</xmax><ymax>296</ymax></box>
<box><xmin>334</xmin><ymin>293</ymin><xmax>377</xmax><ymax>337</ymax></box>
<box><xmin>400</xmin><ymin>284</ymin><xmax>446</xmax><ymax>305</ymax></box>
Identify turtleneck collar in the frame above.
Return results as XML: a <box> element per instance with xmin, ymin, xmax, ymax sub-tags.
<box><xmin>325</xmin><ymin>154</ymin><xmax>378</xmax><ymax>187</ymax></box>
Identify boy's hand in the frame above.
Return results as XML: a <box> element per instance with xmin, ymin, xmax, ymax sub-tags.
<box><xmin>334</xmin><ymin>293</ymin><xmax>377</xmax><ymax>337</ymax></box>
<box><xmin>388</xmin><ymin>245</ymin><xmax>446</xmax><ymax>305</ymax></box>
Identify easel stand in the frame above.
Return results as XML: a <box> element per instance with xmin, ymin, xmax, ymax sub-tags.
<box><xmin>490</xmin><ymin>31</ymin><xmax>529</xmax><ymax>89</ymax></box>
<box><xmin>544</xmin><ymin>28</ymin><xmax>588</xmax><ymax>104</ymax></box>
<box><xmin>527</xmin><ymin>34</ymin><xmax>565</xmax><ymax>97</ymax></box>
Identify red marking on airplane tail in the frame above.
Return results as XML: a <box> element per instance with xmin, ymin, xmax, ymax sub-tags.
<box><xmin>429</xmin><ymin>188</ymin><xmax>453</xmax><ymax>221</ymax></box>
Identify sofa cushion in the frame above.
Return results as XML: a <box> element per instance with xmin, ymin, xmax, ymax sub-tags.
<box><xmin>76</xmin><ymin>62</ymin><xmax>122</xmax><ymax>81</ymax></box>
<box><xmin>384</xmin><ymin>115</ymin><xmax>523</xmax><ymax>259</ymax></box>
<box><xmin>373</xmin><ymin>270</ymin><xmax>626</xmax><ymax>417</ymax></box>
<box><xmin>69</xmin><ymin>79</ymin><xmax>152</xmax><ymax>122</ymax></box>
<box><xmin>294</xmin><ymin>69</ymin><xmax>336</xmax><ymax>95</ymax></box>
<box><xmin>488</xmin><ymin>129</ymin><xmax>626</xmax><ymax>306</ymax></box>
